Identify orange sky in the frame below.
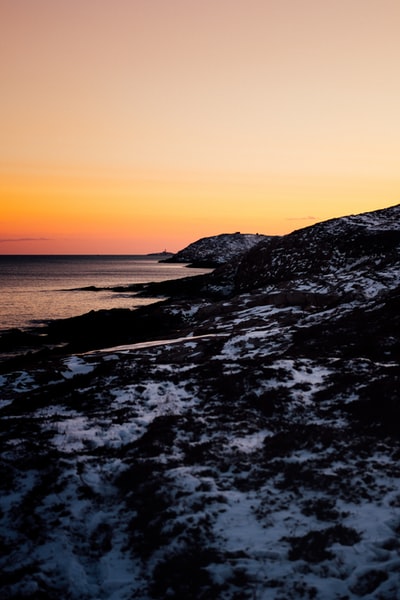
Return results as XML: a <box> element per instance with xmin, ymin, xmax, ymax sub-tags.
<box><xmin>1</xmin><ymin>0</ymin><xmax>399</xmax><ymax>254</ymax></box>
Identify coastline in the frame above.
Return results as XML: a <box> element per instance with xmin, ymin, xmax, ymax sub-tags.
<box><xmin>1</xmin><ymin>206</ymin><xmax>400</xmax><ymax>599</ymax></box>
<box><xmin>0</xmin><ymin>254</ymin><xmax>213</xmax><ymax>334</ymax></box>
<box><xmin>0</xmin><ymin>271</ymin><xmax>214</xmax><ymax>371</ymax></box>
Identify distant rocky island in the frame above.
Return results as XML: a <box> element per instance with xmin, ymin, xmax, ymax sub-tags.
<box><xmin>1</xmin><ymin>204</ymin><xmax>400</xmax><ymax>599</ymax></box>
<box><xmin>146</xmin><ymin>250</ymin><xmax>174</xmax><ymax>258</ymax></box>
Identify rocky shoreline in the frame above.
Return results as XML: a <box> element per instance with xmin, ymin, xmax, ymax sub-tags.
<box><xmin>0</xmin><ymin>272</ymin><xmax>215</xmax><ymax>372</ymax></box>
<box><xmin>1</xmin><ymin>204</ymin><xmax>400</xmax><ymax>599</ymax></box>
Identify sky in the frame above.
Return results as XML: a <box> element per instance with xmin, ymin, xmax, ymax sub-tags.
<box><xmin>1</xmin><ymin>0</ymin><xmax>399</xmax><ymax>254</ymax></box>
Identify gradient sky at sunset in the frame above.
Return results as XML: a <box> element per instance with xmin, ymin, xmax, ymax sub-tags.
<box><xmin>1</xmin><ymin>0</ymin><xmax>399</xmax><ymax>254</ymax></box>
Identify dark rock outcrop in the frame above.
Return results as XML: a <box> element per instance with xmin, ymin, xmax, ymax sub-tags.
<box><xmin>232</xmin><ymin>204</ymin><xmax>400</xmax><ymax>292</ymax></box>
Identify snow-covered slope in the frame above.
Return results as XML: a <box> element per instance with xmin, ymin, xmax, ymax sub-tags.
<box><xmin>206</xmin><ymin>203</ymin><xmax>400</xmax><ymax>300</ymax></box>
<box><xmin>1</xmin><ymin>204</ymin><xmax>400</xmax><ymax>599</ymax></box>
<box><xmin>165</xmin><ymin>232</ymin><xmax>269</xmax><ymax>267</ymax></box>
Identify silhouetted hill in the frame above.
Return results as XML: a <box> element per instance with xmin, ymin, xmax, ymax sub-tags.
<box><xmin>206</xmin><ymin>204</ymin><xmax>400</xmax><ymax>300</ymax></box>
<box><xmin>164</xmin><ymin>232</ymin><xmax>269</xmax><ymax>267</ymax></box>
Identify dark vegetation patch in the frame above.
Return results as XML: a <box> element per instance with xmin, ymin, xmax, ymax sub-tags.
<box><xmin>263</xmin><ymin>424</ymin><xmax>338</xmax><ymax>458</ymax></box>
<box><xmin>131</xmin><ymin>414</ymin><xmax>181</xmax><ymax>457</ymax></box>
<box><xmin>285</xmin><ymin>525</ymin><xmax>361</xmax><ymax>563</ymax></box>
<box><xmin>345</xmin><ymin>371</ymin><xmax>400</xmax><ymax>435</ymax></box>
<box><xmin>292</xmin><ymin>287</ymin><xmax>400</xmax><ymax>361</ymax></box>
<box><xmin>0</xmin><ymin>562</ymin><xmax>48</xmax><ymax>597</ymax></box>
<box><xmin>248</xmin><ymin>386</ymin><xmax>290</xmax><ymax>417</ymax></box>
<box><xmin>275</xmin><ymin>460</ymin><xmax>339</xmax><ymax>494</ymax></box>
<box><xmin>115</xmin><ymin>459</ymin><xmax>164</xmax><ymax>494</ymax></box>
<box><xmin>349</xmin><ymin>568</ymin><xmax>389</xmax><ymax>596</ymax></box>
<box><xmin>124</xmin><ymin>478</ymin><xmax>174</xmax><ymax>557</ymax></box>
<box><xmin>150</xmin><ymin>547</ymin><xmax>224</xmax><ymax>599</ymax></box>
<box><xmin>300</xmin><ymin>497</ymin><xmax>342</xmax><ymax>521</ymax></box>
<box><xmin>183</xmin><ymin>440</ymin><xmax>216</xmax><ymax>465</ymax></box>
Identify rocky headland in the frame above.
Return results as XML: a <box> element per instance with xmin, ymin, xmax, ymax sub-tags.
<box><xmin>1</xmin><ymin>204</ymin><xmax>400</xmax><ymax>599</ymax></box>
<box><xmin>161</xmin><ymin>232</ymin><xmax>270</xmax><ymax>267</ymax></box>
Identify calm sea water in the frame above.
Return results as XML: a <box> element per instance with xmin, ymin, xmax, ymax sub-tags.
<box><xmin>0</xmin><ymin>255</ymin><xmax>210</xmax><ymax>332</ymax></box>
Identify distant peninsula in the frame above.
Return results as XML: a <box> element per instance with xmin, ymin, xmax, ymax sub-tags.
<box><xmin>162</xmin><ymin>231</ymin><xmax>270</xmax><ymax>267</ymax></box>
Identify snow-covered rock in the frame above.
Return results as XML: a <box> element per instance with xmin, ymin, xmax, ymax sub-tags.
<box><xmin>206</xmin><ymin>203</ymin><xmax>400</xmax><ymax>300</ymax></box>
<box><xmin>1</xmin><ymin>204</ymin><xmax>400</xmax><ymax>599</ymax></box>
<box><xmin>164</xmin><ymin>232</ymin><xmax>269</xmax><ymax>267</ymax></box>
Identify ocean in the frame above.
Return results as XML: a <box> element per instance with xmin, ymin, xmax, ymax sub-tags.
<box><xmin>0</xmin><ymin>255</ymin><xmax>210</xmax><ymax>332</ymax></box>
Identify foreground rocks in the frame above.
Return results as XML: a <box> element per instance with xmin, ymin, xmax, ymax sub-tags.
<box><xmin>1</xmin><ymin>204</ymin><xmax>400</xmax><ymax>599</ymax></box>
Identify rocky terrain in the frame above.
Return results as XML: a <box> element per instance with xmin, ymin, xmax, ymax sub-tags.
<box><xmin>162</xmin><ymin>232</ymin><xmax>269</xmax><ymax>267</ymax></box>
<box><xmin>1</xmin><ymin>204</ymin><xmax>400</xmax><ymax>599</ymax></box>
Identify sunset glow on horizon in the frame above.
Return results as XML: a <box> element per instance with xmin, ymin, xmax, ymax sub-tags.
<box><xmin>1</xmin><ymin>0</ymin><xmax>399</xmax><ymax>254</ymax></box>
